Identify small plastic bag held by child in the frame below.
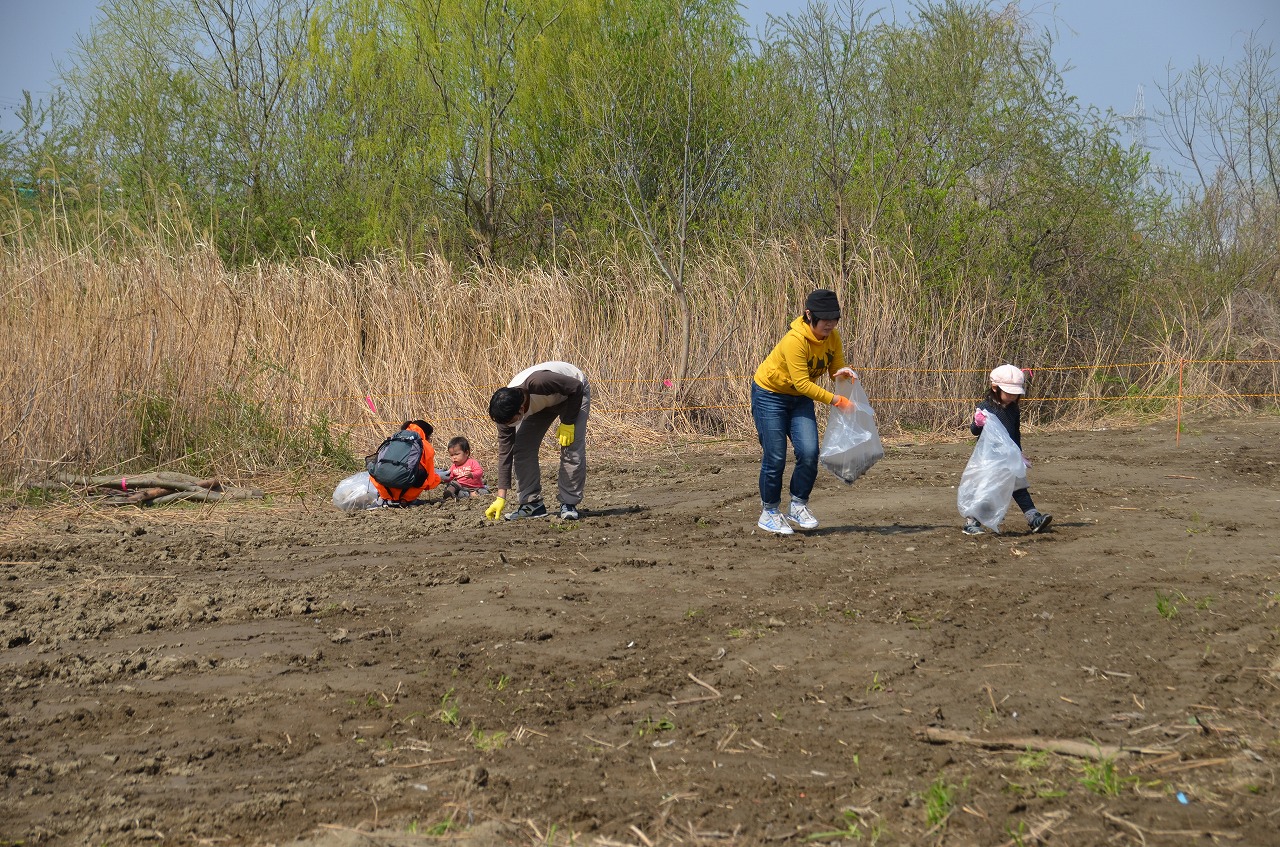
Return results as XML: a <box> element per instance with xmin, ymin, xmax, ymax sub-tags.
<box><xmin>332</xmin><ymin>471</ymin><xmax>378</xmax><ymax>511</ymax></box>
<box><xmin>956</xmin><ymin>415</ymin><xmax>1028</xmax><ymax>531</ymax></box>
<box><xmin>819</xmin><ymin>378</ymin><xmax>884</xmax><ymax>484</ymax></box>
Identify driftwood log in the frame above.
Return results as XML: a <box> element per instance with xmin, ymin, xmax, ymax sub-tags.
<box><xmin>916</xmin><ymin>727</ymin><xmax>1173</xmax><ymax>760</ymax></box>
<box><xmin>28</xmin><ymin>472</ymin><xmax>264</xmax><ymax>506</ymax></box>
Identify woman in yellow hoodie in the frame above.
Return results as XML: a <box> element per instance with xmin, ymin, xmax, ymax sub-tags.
<box><xmin>751</xmin><ymin>289</ymin><xmax>857</xmax><ymax>535</ymax></box>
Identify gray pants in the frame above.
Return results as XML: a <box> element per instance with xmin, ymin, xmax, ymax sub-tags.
<box><xmin>512</xmin><ymin>380</ymin><xmax>589</xmax><ymax>507</ymax></box>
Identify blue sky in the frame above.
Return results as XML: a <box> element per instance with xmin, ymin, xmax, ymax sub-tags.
<box><xmin>2</xmin><ymin>0</ymin><xmax>1276</xmax><ymax>162</ymax></box>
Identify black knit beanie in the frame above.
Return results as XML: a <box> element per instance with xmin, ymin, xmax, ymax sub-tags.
<box><xmin>804</xmin><ymin>289</ymin><xmax>841</xmax><ymax>321</ymax></box>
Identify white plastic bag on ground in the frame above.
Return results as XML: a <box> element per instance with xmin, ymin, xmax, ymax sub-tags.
<box><xmin>820</xmin><ymin>379</ymin><xmax>885</xmax><ymax>484</ymax></box>
<box><xmin>332</xmin><ymin>471</ymin><xmax>378</xmax><ymax>511</ymax></box>
<box><xmin>956</xmin><ymin>416</ymin><xmax>1028</xmax><ymax>532</ymax></box>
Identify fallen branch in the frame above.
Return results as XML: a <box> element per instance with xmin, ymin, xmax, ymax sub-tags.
<box><xmin>57</xmin><ymin>471</ymin><xmax>224</xmax><ymax>491</ymax></box>
<box><xmin>1103</xmin><ymin>811</ymin><xmax>1242</xmax><ymax>842</ymax></box>
<box><xmin>916</xmin><ymin>727</ymin><xmax>1172</xmax><ymax>760</ymax></box>
<box><xmin>28</xmin><ymin>471</ymin><xmax>263</xmax><ymax>506</ymax></box>
<box><xmin>1155</xmin><ymin>756</ymin><xmax>1233</xmax><ymax>775</ymax></box>
<box><xmin>998</xmin><ymin>810</ymin><xmax>1070</xmax><ymax>847</ymax></box>
<box><xmin>669</xmin><ymin>672</ymin><xmax>722</xmax><ymax>706</ymax></box>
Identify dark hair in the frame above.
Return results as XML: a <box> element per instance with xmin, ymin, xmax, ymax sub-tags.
<box><xmin>403</xmin><ymin>419</ymin><xmax>433</xmax><ymax>440</ymax></box>
<box><xmin>448</xmin><ymin>436</ymin><xmax>471</xmax><ymax>453</ymax></box>
<box><xmin>488</xmin><ymin>387</ymin><xmax>524</xmax><ymax>423</ymax></box>
<box><xmin>983</xmin><ymin>387</ymin><xmax>1018</xmax><ymax>406</ymax></box>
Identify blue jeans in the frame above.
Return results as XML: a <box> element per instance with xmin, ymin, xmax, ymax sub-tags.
<box><xmin>751</xmin><ymin>381</ymin><xmax>819</xmax><ymax>509</ymax></box>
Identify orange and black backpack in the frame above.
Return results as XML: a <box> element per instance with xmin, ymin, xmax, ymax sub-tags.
<box><xmin>366</xmin><ymin>426</ymin><xmax>428</xmax><ymax>492</ymax></box>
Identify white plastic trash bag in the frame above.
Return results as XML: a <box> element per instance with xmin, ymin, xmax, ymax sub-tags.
<box><xmin>820</xmin><ymin>379</ymin><xmax>885</xmax><ymax>484</ymax></box>
<box><xmin>956</xmin><ymin>416</ymin><xmax>1027</xmax><ymax>532</ymax></box>
<box><xmin>332</xmin><ymin>471</ymin><xmax>378</xmax><ymax>511</ymax></box>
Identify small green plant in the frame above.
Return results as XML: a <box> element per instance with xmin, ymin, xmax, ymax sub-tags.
<box><xmin>1016</xmin><ymin>749</ymin><xmax>1051</xmax><ymax>771</ymax></box>
<box><xmin>924</xmin><ymin>775</ymin><xmax>957</xmax><ymax>828</ymax></box>
<box><xmin>424</xmin><ymin>820</ymin><xmax>454</xmax><ymax>836</ymax></box>
<box><xmin>1079</xmin><ymin>757</ymin><xmax>1125</xmax><ymax>796</ymax></box>
<box><xmin>1006</xmin><ymin>819</ymin><xmax>1030</xmax><ymax>847</ymax></box>
<box><xmin>489</xmin><ymin>674</ymin><xmax>510</xmax><ymax>691</ymax></box>
<box><xmin>438</xmin><ymin>688</ymin><xmax>461</xmax><ymax>727</ymax></box>
<box><xmin>685</xmin><ymin>608</ymin><xmax>702</xmax><ymax>619</ymax></box>
<box><xmin>471</xmin><ymin>724</ymin><xmax>508</xmax><ymax>751</ymax></box>
<box><xmin>1195</xmin><ymin>595</ymin><xmax>1214</xmax><ymax>610</ymax></box>
<box><xmin>1002</xmin><ymin>778</ymin><xmax>1067</xmax><ymax>799</ymax></box>
<box><xmin>635</xmin><ymin>716</ymin><xmax>675</xmax><ymax>737</ymax></box>
<box><xmin>866</xmin><ymin>672</ymin><xmax>885</xmax><ymax>694</ymax></box>
<box><xmin>805</xmin><ymin>808</ymin><xmax>865</xmax><ymax>841</ymax></box>
<box><xmin>1156</xmin><ymin>591</ymin><xmax>1180</xmax><ymax>620</ymax></box>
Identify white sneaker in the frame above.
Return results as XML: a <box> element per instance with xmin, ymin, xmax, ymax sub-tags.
<box><xmin>757</xmin><ymin>508</ymin><xmax>794</xmax><ymax>535</ymax></box>
<box><xmin>786</xmin><ymin>500</ymin><xmax>819</xmax><ymax>530</ymax></box>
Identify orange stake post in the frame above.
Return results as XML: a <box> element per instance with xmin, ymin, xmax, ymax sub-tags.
<box><xmin>1176</xmin><ymin>358</ymin><xmax>1184</xmax><ymax>445</ymax></box>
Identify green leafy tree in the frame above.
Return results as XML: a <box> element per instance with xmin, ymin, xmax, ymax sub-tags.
<box><xmin>61</xmin><ymin>0</ymin><xmax>315</xmax><ymax>258</ymax></box>
<box><xmin>570</xmin><ymin>0</ymin><xmax>750</xmax><ymax>396</ymax></box>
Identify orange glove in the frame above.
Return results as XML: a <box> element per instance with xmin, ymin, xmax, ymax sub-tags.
<box><xmin>831</xmin><ymin>395</ymin><xmax>853</xmax><ymax>412</ymax></box>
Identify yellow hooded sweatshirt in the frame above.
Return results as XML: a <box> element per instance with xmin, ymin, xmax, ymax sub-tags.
<box><xmin>753</xmin><ymin>316</ymin><xmax>847</xmax><ymax>406</ymax></box>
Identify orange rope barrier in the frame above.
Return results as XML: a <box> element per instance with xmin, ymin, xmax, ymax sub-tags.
<box><xmin>298</xmin><ymin>358</ymin><xmax>1280</xmax><ymax>406</ymax></box>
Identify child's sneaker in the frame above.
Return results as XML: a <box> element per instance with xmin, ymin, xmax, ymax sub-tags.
<box><xmin>559</xmin><ymin>503</ymin><xmax>580</xmax><ymax>521</ymax></box>
<box><xmin>504</xmin><ymin>502</ymin><xmax>548</xmax><ymax>520</ymax></box>
<box><xmin>962</xmin><ymin>518</ymin><xmax>984</xmax><ymax>536</ymax></box>
<box><xmin>1027</xmin><ymin>510</ymin><xmax>1053</xmax><ymax>533</ymax></box>
<box><xmin>786</xmin><ymin>500</ymin><xmax>819</xmax><ymax>530</ymax></box>
<box><xmin>757</xmin><ymin>508</ymin><xmax>794</xmax><ymax>535</ymax></box>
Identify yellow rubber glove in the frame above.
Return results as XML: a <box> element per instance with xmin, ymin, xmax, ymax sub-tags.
<box><xmin>484</xmin><ymin>496</ymin><xmax>506</xmax><ymax>521</ymax></box>
<box><xmin>557</xmin><ymin>423</ymin><xmax>575</xmax><ymax>446</ymax></box>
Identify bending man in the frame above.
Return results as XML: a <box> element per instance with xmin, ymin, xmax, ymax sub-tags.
<box><xmin>485</xmin><ymin>361</ymin><xmax>589</xmax><ymax>521</ymax></box>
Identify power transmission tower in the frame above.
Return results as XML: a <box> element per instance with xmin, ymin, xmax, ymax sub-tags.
<box><xmin>1124</xmin><ymin>84</ymin><xmax>1148</xmax><ymax>150</ymax></box>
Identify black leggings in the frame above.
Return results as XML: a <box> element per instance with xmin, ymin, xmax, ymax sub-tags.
<box><xmin>1013</xmin><ymin>488</ymin><xmax>1036</xmax><ymax>514</ymax></box>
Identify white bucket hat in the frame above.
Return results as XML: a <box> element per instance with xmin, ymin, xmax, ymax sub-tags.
<box><xmin>989</xmin><ymin>364</ymin><xmax>1025</xmax><ymax>394</ymax></box>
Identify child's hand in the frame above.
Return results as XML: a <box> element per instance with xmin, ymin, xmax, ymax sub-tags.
<box><xmin>834</xmin><ymin>367</ymin><xmax>857</xmax><ymax>381</ymax></box>
<box><xmin>973</xmin><ymin>408</ymin><xmax>987</xmax><ymax>427</ymax></box>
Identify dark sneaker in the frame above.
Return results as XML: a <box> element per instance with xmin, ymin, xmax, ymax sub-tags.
<box><xmin>962</xmin><ymin>518</ymin><xmax>984</xmax><ymax>536</ymax></box>
<box><xmin>504</xmin><ymin>502</ymin><xmax>548</xmax><ymax>520</ymax></box>
<box><xmin>1028</xmin><ymin>511</ymin><xmax>1053</xmax><ymax>533</ymax></box>
<box><xmin>559</xmin><ymin>504</ymin><xmax>580</xmax><ymax>521</ymax></box>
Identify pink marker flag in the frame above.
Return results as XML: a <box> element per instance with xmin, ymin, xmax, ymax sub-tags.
<box><xmin>663</xmin><ymin>379</ymin><xmax>673</xmax><ymax>388</ymax></box>
<box><xmin>364</xmin><ymin>395</ymin><xmax>378</xmax><ymax>415</ymax></box>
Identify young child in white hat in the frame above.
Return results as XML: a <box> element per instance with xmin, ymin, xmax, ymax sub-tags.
<box><xmin>963</xmin><ymin>364</ymin><xmax>1053</xmax><ymax>535</ymax></box>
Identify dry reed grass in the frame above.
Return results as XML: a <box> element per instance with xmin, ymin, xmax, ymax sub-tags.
<box><xmin>2</xmin><ymin>231</ymin><xmax>1276</xmax><ymax>489</ymax></box>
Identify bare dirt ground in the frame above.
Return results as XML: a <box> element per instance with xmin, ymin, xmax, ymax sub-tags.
<box><xmin>3</xmin><ymin>417</ymin><xmax>1279</xmax><ymax>847</ymax></box>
